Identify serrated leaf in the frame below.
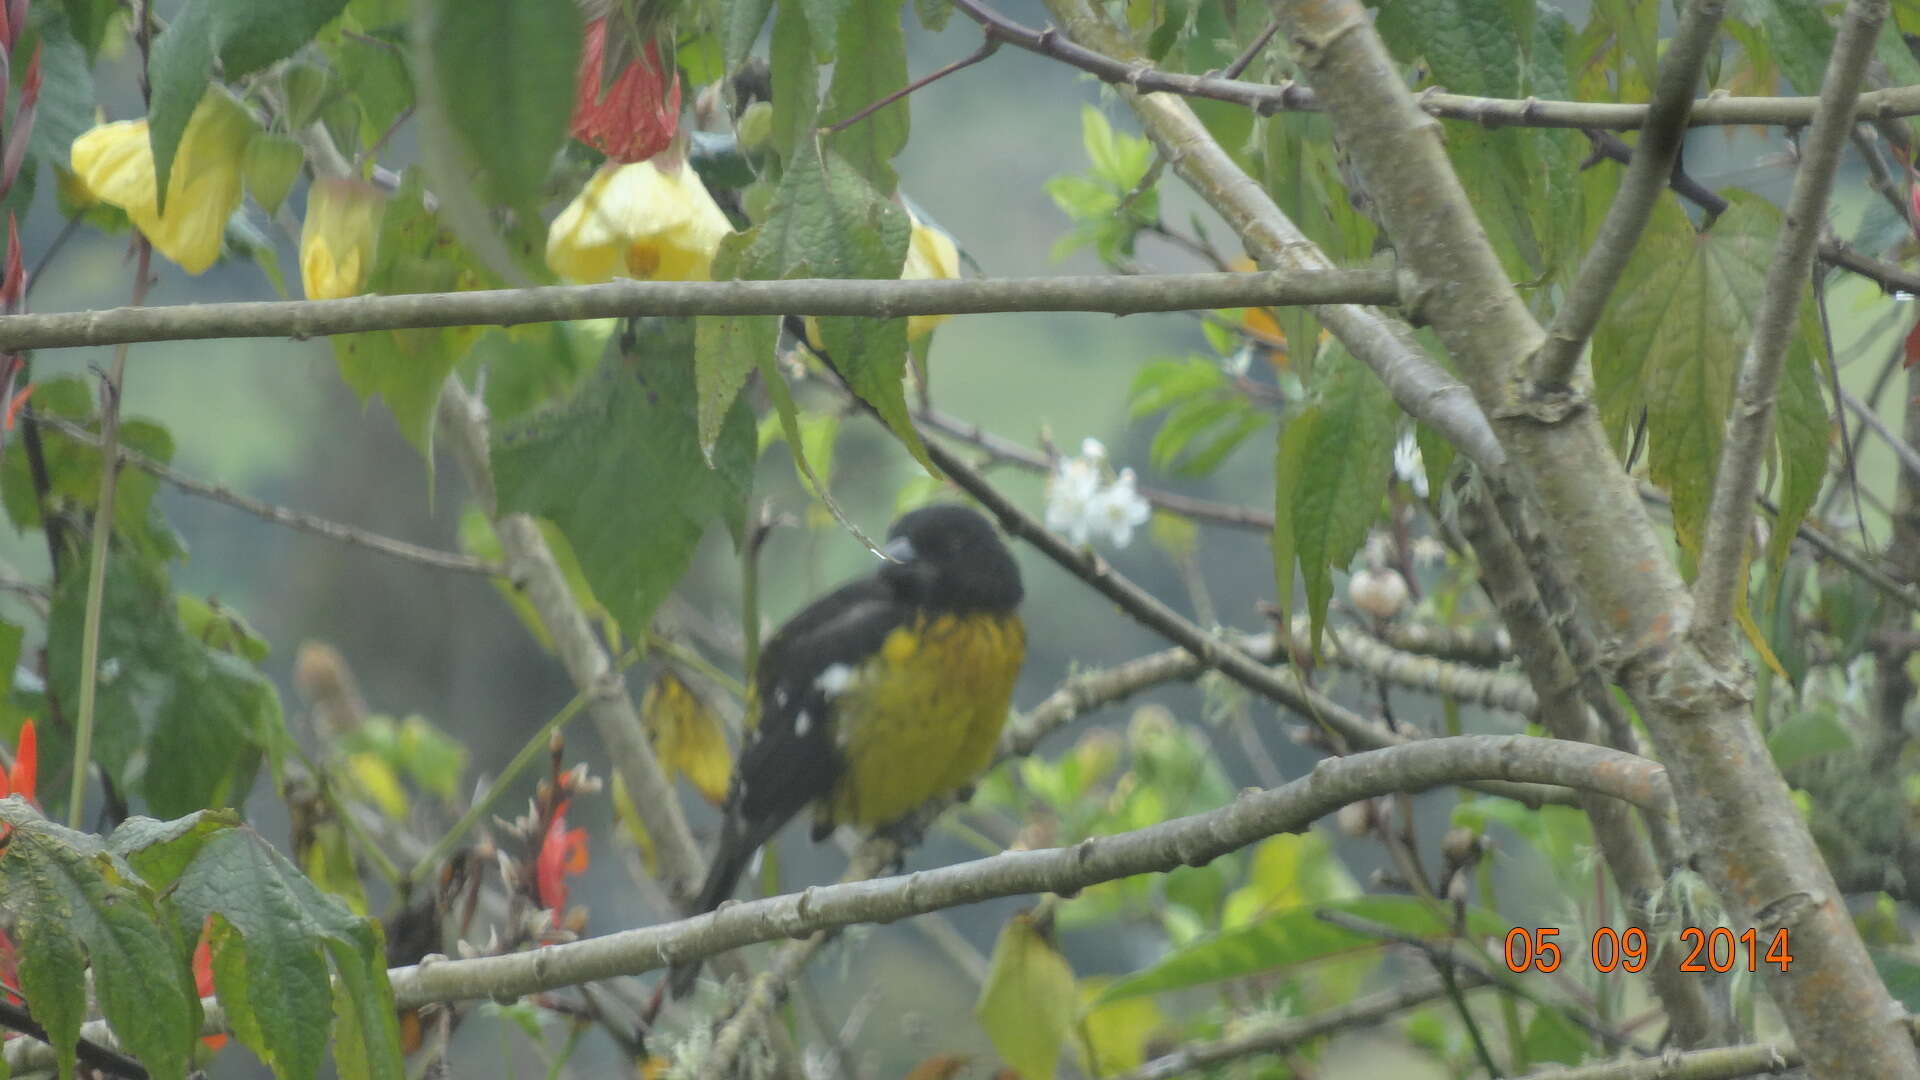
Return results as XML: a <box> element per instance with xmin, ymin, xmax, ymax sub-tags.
<box><xmin>0</xmin><ymin>802</ymin><xmax>199</xmax><ymax>1080</ymax></box>
<box><xmin>171</xmin><ymin>825</ymin><xmax>401</xmax><ymax>1080</ymax></box>
<box><xmin>493</xmin><ymin>318</ymin><xmax>756</xmax><ymax>637</ymax></box>
<box><xmin>976</xmin><ymin>914</ymin><xmax>1076</xmax><ymax>1080</ymax></box>
<box><xmin>819</xmin><ymin>0</ymin><xmax>908</xmax><ymax>191</ymax></box>
<box><xmin>46</xmin><ymin>556</ymin><xmax>282</xmax><ymax>820</ymax></box>
<box><xmin>425</xmin><ymin>0</ymin><xmax>579</xmax><ymax>208</ymax></box>
<box><xmin>1596</xmin><ymin>193</ymin><xmax>1803</xmax><ymax>556</ymax></box>
<box><xmin>1097</xmin><ymin>895</ymin><xmax>1505</xmax><ymax>1002</ymax></box>
<box><xmin>148</xmin><ymin>0</ymin><xmax>351</xmax><ymax>208</ymax></box>
<box><xmin>738</xmin><ymin>143</ymin><xmax>922</xmax><ymax>466</ymax></box>
<box><xmin>109</xmin><ymin>808</ymin><xmax>241</xmax><ymax>889</ymax></box>
<box><xmin>1288</xmin><ymin>345</ymin><xmax>1396</xmax><ymax>646</ymax></box>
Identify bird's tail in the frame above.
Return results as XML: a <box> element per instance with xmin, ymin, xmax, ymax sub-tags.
<box><xmin>667</xmin><ymin>817</ymin><xmax>756</xmax><ymax>998</ymax></box>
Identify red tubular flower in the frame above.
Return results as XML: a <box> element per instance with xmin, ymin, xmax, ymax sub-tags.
<box><xmin>536</xmin><ymin>802</ymin><xmax>589</xmax><ymax>925</ymax></box>
<box><xmin>0</xmin><ymin>719</ymin><xmax>35</xmax><ymax>803</ymax></box>
<box><xmin>571</xmin><ymin>18</ymin><xmax>680</xmax><ymax>164</ymax></box>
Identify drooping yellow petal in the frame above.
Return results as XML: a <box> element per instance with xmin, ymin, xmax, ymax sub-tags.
<box><xmin>69</xmin><ymin>89</ymin><xmax>256</xmax><ymax>274</ymax></box>
<box><xmin>901</xmin><ymin>211</ymin><xmax>961</xmax><ymax>340</ymax></box>
<box><xmin>300</xmin><ymin>177</ymin><xmax>385</xmax><ymax>300</ymax></box>
<box><xmin>546</xmin><ymin>159</ymin><xmax>731</xmax><ymax>283</ymax></box>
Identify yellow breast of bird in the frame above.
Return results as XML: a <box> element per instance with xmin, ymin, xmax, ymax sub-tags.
<box><xmin>822</xmin><ymin>611</ymin><xmax>1025</xmax><ymax>828</ymax></box>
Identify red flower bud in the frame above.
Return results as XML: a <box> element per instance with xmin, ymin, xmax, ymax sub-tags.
<box><xmin>571</xmin><ymin>18</ymin><xmax>680</xmax><ymax>164</ymax></box>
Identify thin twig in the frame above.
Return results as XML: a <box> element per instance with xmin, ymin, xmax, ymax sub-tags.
<box><xmin>36</xmin><ymin>415</ymin><xmax>500</xmax><ymax>576</ymax></box>
<box><xmin>404</xmin><ymin>644</ymin><xmax>642</xmax><ymax>887</ymax></box>
<box><xmin>823</xmin><ymin>38</ymin><xmax>999</xmax><ymax>136</ymax></box>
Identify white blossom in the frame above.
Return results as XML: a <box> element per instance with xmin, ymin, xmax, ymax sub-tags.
<box><xmin>1393</xmin><ymin>432</ymin><xmax>1428</xmax><ymax>498</ymax></box>
<box><xmin>1045</xmin><ymin>440</ymin><xmax>1153</xmax><ymax>548</ymax></box>
<box><xmin>1091</xmin><ymin>468</ymin><xmax>1152</xmax><ymax>547</ymax></box>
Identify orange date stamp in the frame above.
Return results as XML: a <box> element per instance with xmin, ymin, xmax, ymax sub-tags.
<box><xmin>1503</xmin><ymin>927</ymin><xmax>1793</xmax><ymax>974</ymax></box>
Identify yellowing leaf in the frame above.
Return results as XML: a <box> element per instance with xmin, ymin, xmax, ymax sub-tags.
<box><xmin>976</xmin><ymin>914</ymin><xmax>1076</xmax><ymax>1080</ymax></box>
<box><xmin>641</xmin><ymin>669</ymin><xmax>732</xmax><ymax>806</ymax></box>
<box><xmin>1075</xmin><ymin>980</ymin><xmax>1160</xmax><ymax>1074</ymax></box>
<box><xmin>344</xmin><ymin>751</ymin><xmax>408</xmax><ymax>821</ymax></box>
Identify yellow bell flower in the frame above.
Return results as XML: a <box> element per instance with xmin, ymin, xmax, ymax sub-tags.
<box><xmin>300</xmin><ymin>177</ymin><xmax>384</xmax><ymax>300</ymax></box>
<box><xmin>901</xmin><ymin>210</ymin><xmax>960</xmax><ymax>340</ymax></box>
<box><xmin>546</xmin><ymin>159</ymin><xmax>731</xmax><ymax>283</ymax></box>
<box><xmin>68</xmin><ymin>90</ymin><xmax>255</xmax><ymax>275</ymax></box>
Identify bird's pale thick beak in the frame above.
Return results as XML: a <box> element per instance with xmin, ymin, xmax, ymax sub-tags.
<box><xmin>880</xmin><ymin>536</ymin><xmax>916</xmax><ymax>564</ymax></box>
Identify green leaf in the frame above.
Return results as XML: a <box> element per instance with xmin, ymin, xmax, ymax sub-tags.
<box><xmin>769</xmin><ymin>0</ymin><xmax>819</xmax><ymax>162</ymax></box>
<box><xmin>819</xmin><ymin>0</ymin><xmax>908</xmax><ymax>192</ymax></box>
<box><xmin>1522</xmin><ymin>1006</ymin><xmax>1591</xmax><ymax>1068</ymax></box>
<box><xmin>0</xmin><ymin>383</ymin><xmax>184</xmax><ymax>563</ymax></box>
<box><xmin>22</xmin><ymin>7</ymin><xmax>95</xmax><ymax>178</ymax></box>
<box><xmin>1767</xmin><ymin>707</ymin><xmax>1855</xmax><ymax>772</ymax></box>
<box><xmin>109</xmin><ymin>808</ymin><xmax>242</xmax><ymax>889</ymax></box>
<box><xmin>1098</xmin><ymin>895</ymin><xmax>1506</xmax><ymax>1002</ymax></box>
<box><xmin>171</xmin><ymin>824</ymin><xmax>402</xmax><ymax>1080</ymax></box>
<box><xmin>325</xmin><ymin>25</ymin><xmax>415</xmax><ymax>153</ymax></box>
<box><xmin>1752</xmin><ymin>0</ymin><xmax>1836</xmax><ymax>95</ymax></box>
<box><xmin>0</xmin><ymin>803</ymin><xmax>199</xmax><ymax>1080</ymax></box>
<box><xmin>1595</xmin><ymin>193</ymin><xmax>1795</xmax><ymax>555</ymax></box>
<box><xmin>1767</xmin><ymin>294</ymin><xmax>1831</xmax><ymax>594</ymax></box>
<box><xmin>726</xmin><ymin>0</ymin><xmax>778</xmax><ymax>73</ymax></box>
<box><xmin>148</xmin><ymin>0</ymin><xmax>351</xmax><ymax>208</ymax></box>
<box><xmin>493</xmin><ymin>318</ymin><xmax>756</xmax><ymax>637</ymax></box>
<box><xmin>46</xmin><ymin>556</ymin><xmax>283</xmax><ymax>819</ymax></box>
<box><xmin>59</xmin><ymin>0</ymin><xmax>119</xmax><ymax>57</ymax></box>
<box><xmin>1287</xmin><ymin>344</ymin><xmax>1396</xmax><ymax>646</ymax></box>
<box><xmin>975</xmin><ymin>914</ymin><xmax>1076</xmax><ymax>1080</ymax></box>
<box><xmin>696</xmin><ymin>314</ymin><xmax>776</xmax><ymax>459</ymax></box>
<box><xmin>425</xmin><ymin>0</ymin><xmax>580</xmax><ymax>207</ymax></box>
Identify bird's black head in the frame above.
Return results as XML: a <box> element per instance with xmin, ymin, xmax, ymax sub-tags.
<box><xmin>878</xmin><ymin>504</ymin><xmax>1023</xmax><ymax>613</ymax></box>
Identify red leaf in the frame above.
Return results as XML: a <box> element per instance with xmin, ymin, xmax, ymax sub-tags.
<box><xmin>2</xmin><ymin>213</ymin><xmax>25</xmax><ymax>310</ymax></box>
<box><xmin>1905</xmin><ymin>317</ymin><xmax>1920</xmax><ymax>369</ymax></box>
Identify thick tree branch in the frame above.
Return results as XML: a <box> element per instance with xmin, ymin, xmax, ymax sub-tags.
<box><xmin>0</xmin><ymin>736</ymin><xmax>1670</xmax><ymax>1074</ymax></box>
<box><xmin>944</xmin><ymin>0</ymin><xmax>1920</xmax><ymax>131</ymax></box>
<box><xmin>0</xmin><ymin>271</ymin><xmax>1399</xmax><ymax>352</ymax></box>
<box><xmin>1026</xmin><ymin>0</ymin><xmax>1509</xmax><ymax>474</ymax></box>
<box><xmin>435</xmin><ymin>384</ymin><xmax>708</xmax><ymax>903</ymax></box>
<box><xmin>1274</xmin><ymin>0</ymin><xmax>1916</xmax><ymax>1073</ymax></box>
<box><xmin>1526</xmin><ymin>0</ymin><xmax>1730</xmax><ymax>405</ymax></box>
<box><xmin>1694</xmin><ymin>0</ymin><xmax>1886</xmax><ymax>637</ymax></box>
